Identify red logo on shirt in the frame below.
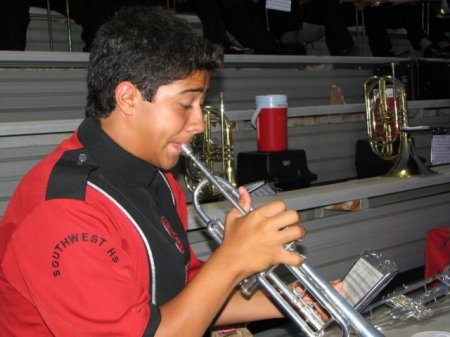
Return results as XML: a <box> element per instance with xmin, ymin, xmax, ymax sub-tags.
<box><xmin>161</xmin><ymin>216</ymin><xmax>185</xmax><ymax>254</ymax></box>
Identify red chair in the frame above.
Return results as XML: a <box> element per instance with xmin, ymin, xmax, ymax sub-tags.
<box><xmin>425</xmin><ymin>227</ymin><xmax>450</xmax><ymax>278</ymax></box>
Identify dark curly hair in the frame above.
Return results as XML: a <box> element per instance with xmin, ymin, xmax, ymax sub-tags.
<box><xmin>85</xmin><ymin>5</ymin><xmax>224</xmax><ymax>118</ymax></box>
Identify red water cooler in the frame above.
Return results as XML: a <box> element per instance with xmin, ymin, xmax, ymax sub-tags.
<box><xmin>238</xmin><ymin>95</ymin><xmax>317</xmax><ymax>191</ymax></box>
<box><xmin>251</xmin><ymin>94</ymin><xmax>288</xmax><ymax>152</ymax></box>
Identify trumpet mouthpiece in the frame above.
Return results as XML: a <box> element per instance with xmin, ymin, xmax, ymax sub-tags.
<box><xmin>180</xmin><ymin>144</ymin><xmax>193</xmax><ymax>157</ymax></box>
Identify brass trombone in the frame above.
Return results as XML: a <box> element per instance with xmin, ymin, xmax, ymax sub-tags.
<box><xmin>181</xmin><ymin>144</ymin><xmax>384</xmax><ymax>337</ymax></box>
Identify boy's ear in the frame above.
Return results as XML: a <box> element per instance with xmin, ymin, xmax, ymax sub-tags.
<box><xmin>114</xmin><ymin>81</ymin><xmax>139</xmax><ymax>116</ymax></box>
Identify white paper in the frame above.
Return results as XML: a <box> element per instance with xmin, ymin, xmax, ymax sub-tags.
<box><xmin>266</xmin><ymin>0</ymin><xmax>291</xmax><ymax>12</ymax></box>
<box><xmin>343</xmin><ymin>258</ymin><xmax>384</xmax><ymax>306</ymax></box>
<box><xmin>431</xmin><ymin>135</ymin><xmax>450</xmax><ymax>165</ymax></box>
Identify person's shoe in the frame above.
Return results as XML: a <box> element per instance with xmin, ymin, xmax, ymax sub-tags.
<box><xmin>274</xmin><ymin>43</ymin><xmax>307</xmax><ymax>55</ymax></box>
<box><xmin>336</xmin><ymin>45</ymin><xmax>359</xmax><ymax>56</ymax></box>
<box><xmin>225</xmin><ymin>44</ymin><xmax>253</xmax><ymax>54</ymax></box>
<box><xmin>379</xmin><ymin>49</ymin><xmax>410</xmax><ymax>57</ymax></box>
<box><xmin>392</xmin><ymin>49</ymin><xmax>410</xmax><ymax>57</ymax></box>
<box><xmin>439</xmin><ymin>45</ymin><xmax>450</xmax><ymax>53</ymax></box>
<box><xmin>255</xmin><ymin>43</ymin><xmax>307</xmax><ymax>56</ymax></box>
<box><xmin>423</xmin><ymin>45</ymin><xmax>449</xmax><ymax>58</ymax></box>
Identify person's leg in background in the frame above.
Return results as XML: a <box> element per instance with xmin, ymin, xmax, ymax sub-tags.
<box><xmin>216</xmin><ymin>0</ymin><xmax>294</xmax><ymax>54</ymax></box>
<box><xmin>192</xmin><ymin>0</ymin><xmax>233</xmax><ymax>50</ymax></box>
<box><xmin>391</xmin><ymin>3</ymin><xmax>449</xmax><ymax>58</ymax></box>
<box><xmin>361</xmin><ymin>5</ymin><xmax>394</xmax><ymax>56</ymax></box>
<box><xmin>289</xmin><ymin>0</ymin><xmax>355</xmax><ymax>56</ymax></box>
<box><xmin>427</xmin><ymin>3</ymin><xmax>450</xmax><ymax>54</ymax></box>
<box><xmin>0</xmin><ymin>0</ymin><xmax>31</xmax><ymax>50</ymax></box>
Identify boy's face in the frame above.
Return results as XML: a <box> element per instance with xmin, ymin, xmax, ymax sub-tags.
<box><xmin>106</xmin><ymin>70</ymin><xmax>209</xmax><ymax>170</ymax></box>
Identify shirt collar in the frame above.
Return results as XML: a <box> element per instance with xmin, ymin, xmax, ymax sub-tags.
<box><xmin>77</xmin><ymin>117</ymin><xmax>159</xmax><ymax>187</ymax></box>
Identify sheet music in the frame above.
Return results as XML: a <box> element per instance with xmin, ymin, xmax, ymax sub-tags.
<box><xmin>266</xmin><ymin>0</ymin><xmax>291</xmax><ymax>12</ymax></box>
<box><xmin>431</xmin><ymin>135</ymin><xmax>450</xmax><ymax>165</ymax></box>
<box><xmin>244</xmin><ymin>181</ymin><xmax>277</xmax><ymax>197</ymax></box>
<box><xmin>343</xmin><ymin>258</ymin><xmax>384</xmax><ymax>307</ymax></box>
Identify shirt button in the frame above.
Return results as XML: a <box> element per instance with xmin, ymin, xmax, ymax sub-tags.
<box><xmin>78</xmin><ymin>153</ymin><xmax>88</xmax><ymax>164</ymax></box>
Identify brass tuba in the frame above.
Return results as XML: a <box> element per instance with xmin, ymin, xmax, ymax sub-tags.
<box><xmin>364</xmin><ymin>63</ymin><xmax>434</xmax><ymax>177</ymax></box>
<box><xmin>184</xmin><ymin>94</ymin><xmax>237</xmax><ymax>201</ymax></box>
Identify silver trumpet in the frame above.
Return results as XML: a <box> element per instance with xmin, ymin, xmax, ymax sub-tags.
<box><xmin>364</xmin><ymin>265</ymin><xmax>450</xmax><ymax>331</ymax></box>
<box><xmin>181</xmin><ymin>144</ymin><xmax>384</xmax><ymax>337</ymax></box>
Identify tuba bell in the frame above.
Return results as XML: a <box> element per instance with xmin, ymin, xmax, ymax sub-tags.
<box><xmin>364</xmin><ymin>63</ymin><xmax>434</xmax><ymax>177</ymax></box>
<box><xmin>184</xmin><ymin>94</ymin><xmax>237</xmax><ymax>201</ymax></box>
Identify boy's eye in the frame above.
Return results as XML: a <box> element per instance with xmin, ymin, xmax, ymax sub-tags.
<box><xmin>180</xmin><ymin>103</ymin><xmax>193</xmax><ymax>110</ymax></box>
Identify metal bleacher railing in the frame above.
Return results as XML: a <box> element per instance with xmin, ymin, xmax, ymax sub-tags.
<box><xmin>45</xmin><ymin>0</ymin><xmax>72</xmax><ymax>52</ymax></box>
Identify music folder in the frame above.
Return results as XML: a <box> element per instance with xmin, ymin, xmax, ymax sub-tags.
<box><xmin>431</xmin><ymin>135</ymin><xmax>450</xmax><ymax>166</ymax></box>
<box><xmin>341</xmin><ymin>250</ymin><xmax>398</xmax><ymax>312</ymax></box>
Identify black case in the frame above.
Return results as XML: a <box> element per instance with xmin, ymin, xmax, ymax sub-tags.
<box><xmin>355</xmin><ymin>140</ymin><xmax>393</xmax><ymax>179</ymax></box>
<box><xmin>236</xmin><ymin>150</ymin><xmax>317</xmax><ymax>191</ymax></box>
